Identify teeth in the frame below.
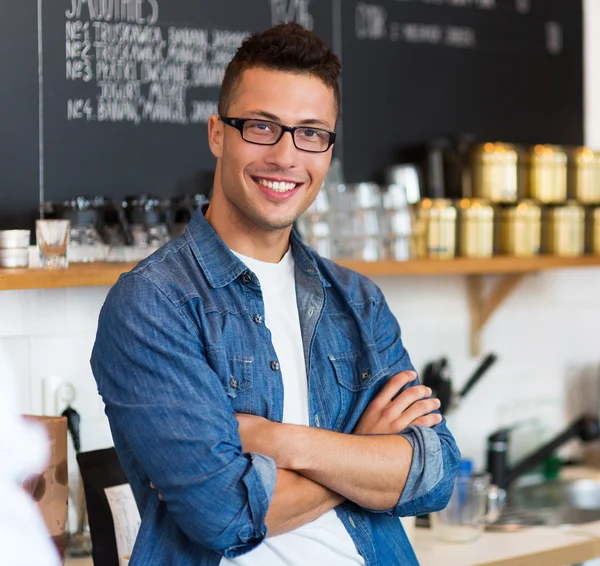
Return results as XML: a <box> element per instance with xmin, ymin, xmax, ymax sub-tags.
<box><xmin>256</xmin><ymin>178</ymin><xmax>298</xmax><ymax>192</ymax></box>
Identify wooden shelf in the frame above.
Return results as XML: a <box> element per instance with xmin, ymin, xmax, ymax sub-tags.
<box><xmin>0</xmin><ymin>262</ymin><xmax>138</xmax><ymax>291</ymax></box>
<box><xmin>338</xmin><ymin>255</ymin><xmax>600</xmax><ymax>276</ymax></box>
<box><xmin>1</xmin><ymin>256</ymin><xmax>600</xmax><ymax>291</ymax></box>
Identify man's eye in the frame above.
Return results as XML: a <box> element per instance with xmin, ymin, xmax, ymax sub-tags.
<box><xmin>251</xmin><ymin>122</ymin><xmax>274</xmax><ymax>132</ymax></box>
<box><xmin>299</xmin><ymin>128</ymin><xmax>327</xmax><ymax>141</ymax></box>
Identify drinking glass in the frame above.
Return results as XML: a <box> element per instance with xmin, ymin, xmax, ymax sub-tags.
<box><xmin>36</xmin><ymin>220</ymin><xmax>70</xmax><ymax>269</ymax></box>
<box><xmin>430</xmin><ymin>474</ymin><xmax>505</xmax><ymax>543</ymax></box>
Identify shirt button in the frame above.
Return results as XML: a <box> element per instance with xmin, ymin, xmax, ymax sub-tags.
<box><xmin>229</xmin><ymin>376</ymin><xmax>238</xmax><ymax>389</ymax></box>
<box><xmin>253</xmin><ymin>314</ymin><xmax>263</xmax><ymax>325</ymax></box>
<box><xmin>270</xmin><ymin>360</ymin><xmax>280</xmax><ymax>371</ymax></box>
<box><xmin>360</xmin><ymin>369</ymin><xmax>371</xmax><ymax>381</ymax></box>
<box><xmin>241</xmin><ymin>273</ymin><xmax>252</xmax><ymax>284</ymax></box>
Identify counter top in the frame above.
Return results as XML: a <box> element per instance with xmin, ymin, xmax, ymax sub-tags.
<box><xmin>414</xmin><ymin>523</ymin><xmax>600</xmax><ymax>566</ymax></box>
<box><xmin>64</xmin><ymin>523</ymin><xmax>600</xmax><ymax>566</ymax></box>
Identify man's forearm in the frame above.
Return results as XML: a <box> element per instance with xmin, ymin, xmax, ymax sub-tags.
<box><xmin>265</xmin><ymin>469</ymin><xmax>345</xmax><ymax>536</ymax></box>
<box><xmin>273</xmin><ymin>426</ymin><xmax>414</xmax><ymax>511</ymax></box>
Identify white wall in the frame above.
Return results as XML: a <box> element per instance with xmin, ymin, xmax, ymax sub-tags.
<box><xmin>585</xmin><ymin>0</ymin><xmax>600</xmax><ymax>148</ymax></box>
<box><xmin>1</xmin><ymin>1</ymin><xmax>599</xmax><ymax>474</ymax></box>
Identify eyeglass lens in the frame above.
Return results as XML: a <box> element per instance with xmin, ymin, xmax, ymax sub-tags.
<box><xmin>242</xmin><ymin>119</ymin><xmax>331</xmax><ymax>152</ymax></box>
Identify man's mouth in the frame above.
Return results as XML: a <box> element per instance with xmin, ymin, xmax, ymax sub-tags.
<box><xmin>252</xmin><ymin>176</ymin><xmax>302</xmax><ymax>193</ymax></box>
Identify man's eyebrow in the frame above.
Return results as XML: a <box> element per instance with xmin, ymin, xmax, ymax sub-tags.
<box><xmin>244</xmin><ymin>110</ymin><xmax>333</xmax><ymax>130</ymax></box>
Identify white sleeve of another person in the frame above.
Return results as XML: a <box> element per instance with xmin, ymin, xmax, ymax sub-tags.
<box><xmin>0</xmin><ymin>345</ymin><xmax>60</xmax><ymax>566</ymax></box>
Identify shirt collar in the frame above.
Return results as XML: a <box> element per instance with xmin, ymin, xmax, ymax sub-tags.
<box><xmin>185</xmin><ymin>204</ymin><xmax>330</xmax><ymax>289</ymax></box>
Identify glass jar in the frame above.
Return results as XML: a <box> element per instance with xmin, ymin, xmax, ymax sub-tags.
<box><xmin>415</xmin><ymin>198</ymin><xmax>457</xmax><ymax>259</ymax></box>
<box><xmin>457</xmin><ymin>198</ymin><xmax>494</xmax><ymax>258</ymax></box>
<box><xmin>542</xmin><ymin>201</ymin><xmax>585</xmax><ymax>256</ymax></box>
<box><xmin>498</xmin><ymin>200</ymin><xmax>542</xmax><ymax>257</ymax></box>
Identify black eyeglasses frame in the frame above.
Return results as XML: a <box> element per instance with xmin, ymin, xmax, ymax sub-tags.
<box><xmin>220</xmin><ymin>116</ymin><xmax>336</xmax><ymax>153</ymax></box>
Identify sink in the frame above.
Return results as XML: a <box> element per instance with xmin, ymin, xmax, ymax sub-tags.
<box><xmin>488</xmin><ymin>478</ymin><xmax>600</xmax><ymax>530</ymax></box>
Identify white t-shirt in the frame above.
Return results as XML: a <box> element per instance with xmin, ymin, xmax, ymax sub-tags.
<box><xmin>221</xmin><ymin>248</ymin><xmax>364</xmax><ymax>566</ymax></box>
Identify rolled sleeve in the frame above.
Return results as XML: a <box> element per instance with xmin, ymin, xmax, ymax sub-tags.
<box><xmin>219</xmin><ymin>453</ymin><xmax>277</xmax><ymax>558</ymax></box>
<box><xmin>398</xmin><ymin>425</ymin><xmax>443</xmax><ymax>504</ymax></box>
<box><xmin>392</xmin><ymin>418</ymin><xmax>460</xmax><ymax>517</ymax></box>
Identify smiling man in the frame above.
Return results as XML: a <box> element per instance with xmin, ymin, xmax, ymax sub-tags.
<box><xmin>91</xmin><ymin>22</ymin><xmax>459</xmax><ymax>566</ymax></box>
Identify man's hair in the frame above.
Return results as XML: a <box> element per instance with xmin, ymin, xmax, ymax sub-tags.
<box><xmin>218</xmin><ymin>22</ymin><xmax>341</xmax><ymax>119</ymax></box>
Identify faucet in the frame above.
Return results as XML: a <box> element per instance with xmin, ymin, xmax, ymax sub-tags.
<box><xmin>486</xmin><ymin>414</ymin><xmax>600</xmax><ymax>490</ymax></box>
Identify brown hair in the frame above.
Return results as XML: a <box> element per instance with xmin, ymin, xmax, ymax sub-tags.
<box><xmin>218</xmin><ymin>22</ymin><xmax>341</xmax><ymax>119</ymax></box>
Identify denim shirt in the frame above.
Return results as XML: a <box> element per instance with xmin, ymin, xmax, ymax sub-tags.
<box><xmin>91</xmin><ymin>209</ymin><xmax>460</xmax><ymax>566</ymax></box>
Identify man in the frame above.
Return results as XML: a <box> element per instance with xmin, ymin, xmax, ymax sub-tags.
<box><xmin>91</xmin><ymin>22</ymin><xmax>460</xmax><ymax>565</ymax></box>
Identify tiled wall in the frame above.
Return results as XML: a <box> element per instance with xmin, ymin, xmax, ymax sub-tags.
<box><xmin>1</xmin><ymin>268</ymin><xmax>599</xmax><ymax>471</ymax></box>
<box><xmin>0</xmin><ymin>287</ymin><xmax>114</xmax><ymax>452</ymax></box>
<box><xmin>375</xmin><ymin>268</ymin><xmax>600</xmax><ymax>468</ymax></box>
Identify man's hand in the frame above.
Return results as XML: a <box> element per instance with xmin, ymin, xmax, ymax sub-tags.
<box><xmin>353</xmin><ymin>370</ymin><xmax>442</xmax><ymax>435</ymax></box>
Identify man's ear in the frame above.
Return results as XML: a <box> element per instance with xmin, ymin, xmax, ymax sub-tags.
<box><xmin>208</xmin><ymin>114</ymin><xmax>223</xmax><ymax>158</ymax></box>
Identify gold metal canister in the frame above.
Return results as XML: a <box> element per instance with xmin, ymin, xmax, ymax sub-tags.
<box><xmin>415</xmin><ymin>198</ymin><xmax>456</xmax><ymax>259</ymax></box>
<box><xmin>542</xmin><ymin>201</ymin><xmax>585</xmax><ymax>256</ymax></box>
<box><xmin>457</xmin><ymin>198</ymin><xmax>494</xmax><ymax>257</ymax></box>
<box><xmin>527</xmin><ymin>144</ymin><xmax>568</xmax><ymax>203</ymax></box>
<box><xmin>569</xmin><ymin>147</ymin><xmax>600</xmax><ymax>204</ymax></box>
<box><xmin>471</xmin><ymin>142</ymin><xmax>520</xmax><ymax>203</ymax></box>
<box><xmin>499</xmin><ymin>200</ymin><xmax>541</xmax><ymax>257</ymax></box>
<box><xmin>586</xmin><ymin>206</ymin><xmax>600</xmax><ymax>254</ymax></box>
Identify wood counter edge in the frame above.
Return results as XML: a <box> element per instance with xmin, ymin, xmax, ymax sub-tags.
<box><xmin>0</xmin><ymin>262</ymin><xmax>138</xmax><ymax>291</ymax></box>
<box><xmin>2</xmin><ymin>256</ymin><xmax>600</xmax><ymax>291</ymax></box>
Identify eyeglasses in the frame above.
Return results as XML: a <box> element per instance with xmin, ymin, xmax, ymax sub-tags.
<box><xmin>220</xmin><ymin>117</ymin><xmax>336</xmax><ymax>153</ymax></box>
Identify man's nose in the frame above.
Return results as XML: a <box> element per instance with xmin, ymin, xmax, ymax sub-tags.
<box><xmin>264</xmin><ymin>130</ymin><xmax>298</xmax><ymax>169</ymax></box>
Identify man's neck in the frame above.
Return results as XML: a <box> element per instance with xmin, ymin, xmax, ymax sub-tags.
<box><xmin>205</xmin><ymin>201</ymin><xmax>292</xmax><ymax>263</ymax></box>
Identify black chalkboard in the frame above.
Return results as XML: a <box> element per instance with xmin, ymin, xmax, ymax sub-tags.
<box><xmin>0</xmin><ymin>0</ymin><xmax>584</xmax><ymax>229</ymax></box>
<box><xmin>340</xmin><ymin>0</ymin><xmax>583</xmax><ymax>182</ymax></box>
<box><xmin>0</xmin><ymin>0</ymin><xmax>39</xmax><ymax>229</ymax></box>
<box><xmin>0</xmin><ymin>0</ymin><xmax>333</xmax><ymax>229</ymax></box>
<box><xmin>42</xmin><ymin>0</ymin><xmax>333</xmax><ymax>202</ymax></box>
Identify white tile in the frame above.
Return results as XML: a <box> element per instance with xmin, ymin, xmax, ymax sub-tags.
<box><xmin>81</xmin><ymin>416</ymin><xmax>114</xmax><ymax>452</ymax></box>
<box><xmin>30</xmin><ymin>332</ymin><xmax>102</xmax><ymax>420</ymax></box>
<box><xmin>0</xmin><ymin>336</ymin><xmax>31</xmax><ymax>414</ymax></box>
<box><xmin>65</xmin><ymin>287</ymin><xmax>110</xmax><ymax>333</ymax></box>
<box><xmin>1</xmin><ymin>289</ymin><xmax>69</xmax><ymax>338</ymax></box>
<box><xmin>23</xmin><ymin>289</ymin><xmax>68</xmax><ymax>336</ymax></box>
<box><xmin>0</xmin><ymin>291</ymin><xmax>28</xmax><ymax>337</ymax></box>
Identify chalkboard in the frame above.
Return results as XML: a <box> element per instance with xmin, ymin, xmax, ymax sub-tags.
<box><xmin>0</xmin><ymin>0</ymin><xmax>39</xmax><ymax>229</ymax></box>
<box><xmin>340</xmin><ymin>0</ymin><xmax>583</xmax><ymax>182</ymax></box>
<box><xmin>42</xmin><ymin>0</ymin><xmax>333</xmax><ymax>202</ymax></box>
<box><xmin>0</xmin><ymin>0</ymin><xmax>584</xmax><ymax>229</ymax></box>
<box><xmin>0</xmin><ymin>0</ymin><xmax>333</xmax><ymax>229</ymax></box>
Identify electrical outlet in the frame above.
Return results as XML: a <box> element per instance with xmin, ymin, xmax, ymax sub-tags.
<box><xmin>42</xmin><ymin>377</ymin><xmax>76</xmax><ymax>416</ymax></box>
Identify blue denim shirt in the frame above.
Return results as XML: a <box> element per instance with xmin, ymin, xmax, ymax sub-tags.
<box><xmin>91</xmin><ymin>209</ymin><xmax>460</xmax><ymax>566</ymax></box>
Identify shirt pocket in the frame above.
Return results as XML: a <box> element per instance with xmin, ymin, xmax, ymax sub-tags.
<box><xmin>328</xmin><ymin>347</ymin><xmax>388</xmax><ymax>392</ymax></box>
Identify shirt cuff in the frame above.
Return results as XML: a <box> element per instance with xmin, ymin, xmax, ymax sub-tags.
<box><xmin>398</xmin><ymin>425</ymin><xmax>443</xmax><ymax>505</ymax></box>
<box><xmin>249</xmin><ymin>452</ymin><xmax>277</xmax><ymax>503</ymax></box>
<box><xmin>222</xmin><ymin>452</ymin><xmax>277</xmax><ymax>559</ymax></box>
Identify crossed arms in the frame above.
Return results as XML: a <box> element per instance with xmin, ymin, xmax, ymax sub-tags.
<box><xmin>235</xmin><ymin>370</ymin><xmax>442</xmax><ymax>536</ymax></box>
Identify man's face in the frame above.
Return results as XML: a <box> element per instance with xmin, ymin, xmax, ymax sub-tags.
<box><xmin>209</xmin><ymin>67</ymin><xmax>337</xmax><ymax>233</ymax></box>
